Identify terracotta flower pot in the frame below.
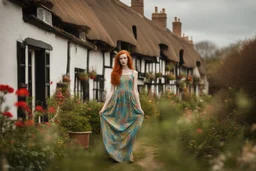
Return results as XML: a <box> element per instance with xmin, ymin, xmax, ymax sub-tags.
<box><xmin>68</xmin><ymin>131</ymin><xmax>92</xmax><ymax>149</ymax></box>
<box><xmin>90</xmin><ymin>75</ymin><xmax>97</xmax><ymax>80</ymax></box>
<box><xmin>79</xmin><ymin>75</ymin><xmax>89</xmax><ymax>81</ymax></box>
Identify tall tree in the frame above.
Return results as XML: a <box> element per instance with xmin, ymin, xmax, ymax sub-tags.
<box><xmin>194</xmin><ymin>40</ymin><xmax>218</xmax><ymax>58</ymax></box>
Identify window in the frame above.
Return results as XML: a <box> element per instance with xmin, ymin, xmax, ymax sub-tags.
<box><xmin>79</xmin><ymin>32</ymin><xmax>86</xmax><ymax>42</ymax></box>
<box><xmin>74</xmin><ymin>68</ymin><xmax>89</xmax><ymax>102</ymax></box>
<box><xmin>17</xmin><ymin>42</ymin><xmax>26</xmax><ymax>119</ymax></box>
<box><xmin>37</xmin><ymin>7</ymin><xmax>52</xmax><ymax>25</ymax></box>
<box><xmin>93</xmin><ymin>76</ymin><xmax>105</xmax><ymax>102</ymax></box>
<box><xmin>132</xmin><ymin>25</ymin><xmax>137</xmax><ymax>39</ymax></box>
<box><xmin>45</xmin><ymin>53</ymin><xmax>50</xmax><ymax>98</ymax></box>
<box><xmin>179</xmin><ymin>49</ymin><xmax>184</xmax><ymax>66</ymax></box>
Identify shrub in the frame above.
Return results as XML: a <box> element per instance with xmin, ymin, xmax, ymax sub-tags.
<box><xmin>140</xmin><ymin>90</ymin><xmax>159</xmax><ymax>118</ymax></box>
<box><xmin>82</xmin><ymin>100</ymin><xmax>103</xmax><ymax>134</ymax></box>
<box><xmin>5</xmin><ymin>124</ymin><xmax>68</xmax><ymax>171</ymax></box>
<box><xmin>216</xmin><ymin>38</ymin><xmax>256</xmax><ymax>124</ymax></box>
<box><xmin>59</xmin><ymin>112</ymin><xmax>92</xmax><ymax>132</ymax></box>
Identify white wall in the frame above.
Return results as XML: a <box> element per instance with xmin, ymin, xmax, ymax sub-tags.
<box><xmin>88</xmin><ymin>50</ymin><xmax>103</xmax><ymax>100</ymax></box>
<box><xmin>104</xmin><ymin>52</ymin><xmax>110</xmax><ymax>67</ymax></box>
<box><xmin>89</xmin><ymin>51</ymin><xmax>103</xmax><ymax>75</ymax></box>
<box><xmin>69</xmin><ymin>43</ymin><xmax>88</xmax><ymax>94</ymax></box>
<box><xmin>104</xmin><ymin>68</ymin><xmax>113</xmax><ymax>97</ymax></box>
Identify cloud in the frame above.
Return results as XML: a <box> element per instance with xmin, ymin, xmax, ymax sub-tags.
<box><xmin>121</xmin><ymin>0</ymin><xmax>256</xmax><ymax>47</ymax></box>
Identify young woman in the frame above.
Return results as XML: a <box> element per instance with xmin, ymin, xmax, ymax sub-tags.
<box><xmin>99</xmin><ymin>50</ymin><xmax>144</xmax><ymax>162</ymax></box>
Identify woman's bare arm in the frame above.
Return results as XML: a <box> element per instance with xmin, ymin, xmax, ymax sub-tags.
<box><xmin>133</xmin><ymin>70</ymin><xmax>144</xmax><ymax>114</ymax></box>
<box><xmin>99</xmin><ymin>84</ymin><xmax>115</xmax><ymax>115</ymax></box>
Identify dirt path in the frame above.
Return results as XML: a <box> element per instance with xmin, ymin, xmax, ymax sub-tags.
<box><xmin>134</xmin><ymin>141</ymin><xmax>162</xmax><ymax>171</ymax></box>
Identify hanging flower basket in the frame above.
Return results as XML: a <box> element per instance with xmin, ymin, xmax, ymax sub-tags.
<box><xmin>178</xmin><ymin>73</ymin><xmax>186</xmax><ymax>80</ymax></box>
<box><xmin>78</xmin><ymin>72</ymin><xmax>89</xmax><ymax>81</ymax></box>
<box><xmin>178</xmin><ymin>80</ymin><xmax>186</xmax><ymax>90</ymax></box>
<box><xmin>62</xmin><ymin>74</ymin><xmax>71</xmax><ymax>82</ymax></box>
<box><xmin>89</xmin><ymin>69</ymin><xmax>97</xmax><ymax>80</ymax></box>
<box><xmin>193</xmin><ymin>76</ymin><xmax>200</xmax><ymax>85</ymax></box>
<box><xmin>145</xmin><ymin>72</ymin><xmax>155</xmax><ymax>81</ymax></box>
<box><xmin>165</xmin><ymin>63</ymin><xmax>174</xmax><ymax>71</ymax></box>
<box><xmin>155</xmin><ymin>72</ymin><xmax>163</xmax><ymax>78</ymax></box>
<box><xmin>166</xmin><ymin>73</ymin><xmax>175</xmax><ymax>81</ymax></box>
<box><xmin>186</xmin><ymin>75</ymin><xmax>193</xmax><ymax>84</ymax></box>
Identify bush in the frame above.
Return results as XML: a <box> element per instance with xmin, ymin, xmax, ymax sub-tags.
<box><xmin>216</xmin><ymin>38</ymin><xmax>256</xmax><ymax>124</ymax></box>
<box><xmin>59</xmin><ymin>112</ymin><xmax>92</xmax><ymax>132</ymax></box>
<box><xmin>5</xmin><ymin>124</ymin><xmax>68</xmax><ymax>171</ymax></box>
<box><xmin>139</xmin><ymin>90</ymin><xmax>159</xmax><ymax>118</ymax></box>
<box><xmin>82</xmin><ymin>100</ymin><xmax>103</xmax><ymax>134</ymax></box>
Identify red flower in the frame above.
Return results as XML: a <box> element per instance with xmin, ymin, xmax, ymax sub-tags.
<box><xmin>15</xmin><ymin>120</ymin><xmax>24</xmax><ymax>127</ymax></box>
<box><xmin>16</xmin><ymin>88</ymin><xmax>29</xmax><ymax>96</ymax></box>
<box><xmin>48</xmin><ymin>106</ymin><xmax>56</xmax><ymax>114</ymax></box>
<box><xmin>0</xmin><ymin>84</ymin><xmax>14</xmax><ymax>93</ymax></box>
<box><xmin>25</xmin><ymin>119</ymin><xmax>34</xmax><ymax>126</ymax></box>
<box><xmin>3</xmin><ymin>112</ymin><xmax>13</xmax><ymax>118</ymax></box>
<box><xmin>15</xmin><ymin>101</ymin><xmax>28</xmax><ymax>109</ymax></box>
<box><xmin>196</xmin><ymin>128</ymin><xmax>203</xmax><ymax>133</ymax></box>
<box><xmin>7</xmin><ymin>86</ymin><xmax>14</xmax><ymax>93</ymax></box>
<box><xmin>50</xmin><ymin>81</ymin><xmax>53</xmax><ymax>85</ymax></box>
<box><xmin>44</xmin><ymin>122</ymin><xmax>50</xmax><ymax>127</ymax></box>
<box><xmin>35</xmin><ymin>105</ymin><xmax>43</xmax><ymax>112</ymax></box>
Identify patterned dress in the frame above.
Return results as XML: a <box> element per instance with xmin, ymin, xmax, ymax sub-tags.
<box><xmin>100</xmin><ymin>73</ymin><xmax>144</xmax><ymax>162</ymax></box>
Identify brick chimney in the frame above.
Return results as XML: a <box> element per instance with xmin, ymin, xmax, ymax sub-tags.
<box><xmin>189</xmin><ymin>36</ymin><xmax>193</xmax><ymax>44</ymax></box>
<box><xmin>172</xmin><ymin>17</ymin><xmax>182</xmax><ymax>37</ymax></box>
<box><xmin>131</xmin><ymin>0</ymin><xmax>144</xmax><ymax>16</ymax></box>
<box><xmin>152</xmin><ymin>7</ymin><xmax>167</xmax><ymax>28</ymax></box>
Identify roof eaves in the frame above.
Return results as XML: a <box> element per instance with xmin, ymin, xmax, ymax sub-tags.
<box><xmin>23</xmin><ymin>14</ymin><xmax>96</xmax><ymax>50</ymax></box>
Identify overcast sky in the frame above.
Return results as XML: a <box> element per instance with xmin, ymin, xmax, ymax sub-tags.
<box><xmin>121</xmin><ymin>0</ymin><xmax>256</xmax><ymax>48</ymax></box>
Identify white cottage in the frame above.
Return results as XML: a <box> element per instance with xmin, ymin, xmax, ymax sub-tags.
<box><xmin>0</xmin><ymin>0</ymin><xmax>208</xmax><ymax>119</ymax></box>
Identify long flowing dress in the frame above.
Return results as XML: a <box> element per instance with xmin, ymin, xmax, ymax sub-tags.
<box><xmin>100</xmin><ymin>73</ymin><xmax>144</xmax><ymax>162</ymax></box>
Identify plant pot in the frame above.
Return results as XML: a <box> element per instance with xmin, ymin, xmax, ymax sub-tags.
<box><xmin>90</xmin><ymin>75</ymin><xmax>97</xmax><ymax>80</ymax></box>
<box><xmin>79</xmin><ymin>75</ymin><xmax>89</xmax><ymax>81</ymax></box>
<box><xmin>69</xmin><ymin>131</ymin><xmax>92</xmax><ymax>149</ymax></box>
<box><xmin>63</xmin><ymin>75</ymin><xmax>71</xmax><ymax>82</ymax></box>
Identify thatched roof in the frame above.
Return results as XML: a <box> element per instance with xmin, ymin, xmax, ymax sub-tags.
<box><xmin>51</xmin><ymin>0</ymin><xmax>115</xmax><ymax>47</ymax></box>
<box><xmin>50</xmin><ymin>0</ymin><xmax>205</xmax><ymax>74</ymax></box>
<box><xmin>12</xmin><ymin>0</ymin><xmax>206</xmax><ymax>75</ymax></box>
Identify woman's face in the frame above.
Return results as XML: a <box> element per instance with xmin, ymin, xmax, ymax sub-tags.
<box><xmin>119</xmin><ymin>53</ymin><xmax>128</xmax><ymax>66</ymax></box>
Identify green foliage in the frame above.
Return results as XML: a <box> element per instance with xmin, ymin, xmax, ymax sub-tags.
<box><xmin>178</xmin><ymin>115</ymin><xmax>242</xmax><ymax>159</ymax></box>
<box><xmin>165</xmin><ymin>63</ymin><xmax>175</xmax><ymax>71</ymax></box>
<box><xmin>4</xmin><ymin>124</ymin><xmax>68</xmax><ymax>171</ymax></box>
<box><xmin>82</xmin><ymin>100</ymin><xmax>103</xmax><ymax>134</ymax></box>
<box><xmin>145</xmin><ymin>72</ymin><xmax>155</xmax><ymax>81</ymax></box>
<box><xmin>139</xmin><ymin>90</ymin><xmax>159</xmax><ymax>117</ymax></box>
<box><xmin>59</xmin><ymin>112</ymin><xmax>92</xmax><ymax>132</ymax></box>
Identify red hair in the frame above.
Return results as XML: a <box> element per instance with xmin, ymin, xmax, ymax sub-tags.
<box><xmin>111</xmin><ymin>50</ymin><xmax>134</xmax><ymax>86</ymax></box>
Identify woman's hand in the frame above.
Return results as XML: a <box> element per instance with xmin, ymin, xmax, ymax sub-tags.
<box><xmin>99</xmin><ymin>108</ymin><xmax>105</xmax><ymax>115</ymax></box>
<box><xmin>139</xmin><ymin>108</ymin><xmax>144</xmax><ymax>115</ymax></box>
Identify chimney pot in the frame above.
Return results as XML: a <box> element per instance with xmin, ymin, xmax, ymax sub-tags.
<box><xmin>162</xmin><ymin>8</ymin><xmax>165</xmax><ymax>13</ymax></box>
<box><xmin>178</xmin><ymin>18</ymin><xmax>180</xmax><ymax>22</ymax></box>
<box><xmin>155</xmin><ymin>6</ymin><xmax>158</xmax><ymax>13</ymax></box>
<box><xmin>174</xmin><ymin>16</ymin><xmax>177</xmax><ymax>21</ymax></box>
